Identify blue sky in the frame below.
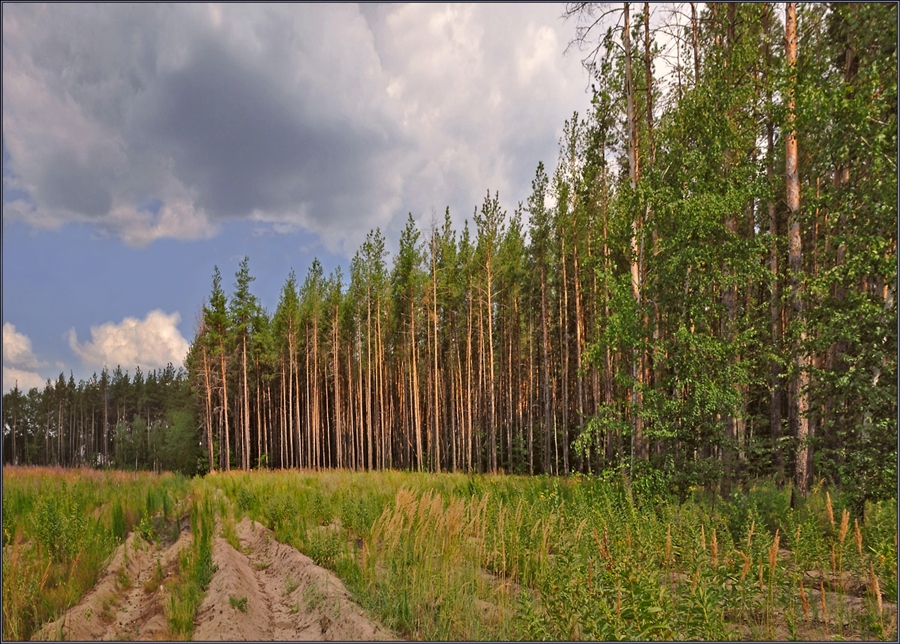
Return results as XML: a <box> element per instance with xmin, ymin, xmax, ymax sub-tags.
<box><xmin>2</xmin><ymin>3</ymin><xmax>654</xmax><ymax>392</ymax></box>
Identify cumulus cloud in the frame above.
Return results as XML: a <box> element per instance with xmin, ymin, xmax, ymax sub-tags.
<box><xmin>2</xmin><ymin>4</ymin><xmax>591</xmax><ymax>253</ymax></box>
<box><xmin>2</xmin><ymin>323</ymin><xmax>49</xmax><ymax>392</ymax></box>
<box><xmin>3</xmin><ymin>322</ymin><xmax>43</xmax><ymax>369</ymax></box>
<box><xmin>68</xmin><ymin>310</ymin><xmax>190</xmax><ymax>372</ymax></box>
<box><xmin>2</xmin><ymin>366</ymin><xmax>48</xmax><ymax>393</ymax></box>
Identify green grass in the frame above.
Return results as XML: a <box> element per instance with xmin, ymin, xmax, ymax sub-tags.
<box><xmin>165</xmin><ymin>484</ymin><xmax>217</xmax><ymax>639</ymax></box>
<box><xmin>208</xmin><ymin>469</ymin><xmax>897</xmax><ymax>641</ymax></box>
<box><xmin>1</xmin><ymin>466</ymin><xmax>190</xmax><ymax>641</ymax></box>
<box><xmin>4</xmin><ymin>466</ymin><xmax>895</xmax><ymax>641</ymax></box>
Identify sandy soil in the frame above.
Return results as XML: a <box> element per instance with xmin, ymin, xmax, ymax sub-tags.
<box><xmin>33</xmin><ymin>517</ymin><xmax>191</xmax><ymax>641</ymax></box>
<box><xmin>193</xmin><ymin>517</ymin><xmax>394</xmax><ymax>641</ymax></box>
<box><xmin>34</xmin><ymin>515</ymin><xmax>395</xmax><ymax>641</ymax></box>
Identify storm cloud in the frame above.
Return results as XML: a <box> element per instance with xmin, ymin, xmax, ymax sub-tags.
<box><xmin>3</xmin><ymin>4</ymin><xmax>591</xmax><ymax>254</ymax></box>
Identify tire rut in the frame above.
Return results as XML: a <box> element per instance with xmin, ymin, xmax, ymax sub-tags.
<box><xmin>192</xmin><ymin>517</ymin><xmax>396</xmax><ymax>641</ymax></box>
<box><xmin>32</xmin><ymin>518</ymin><xmax>191</xmax><ymax>641</ymax></box>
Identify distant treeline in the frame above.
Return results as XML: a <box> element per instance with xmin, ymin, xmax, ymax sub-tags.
<box><xmin>2</xmin><ymin>364</ymin><xmax>201</xmax><ymax>475</ymax></box>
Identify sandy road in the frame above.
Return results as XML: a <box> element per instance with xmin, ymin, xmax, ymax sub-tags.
<box><xmin>33</xmin><ymin>516</ymin><xmax>395</xmax><ymax>641</ymax></box>
<box><xmin>33</xmin><ymin>519</ymin><xmax>191</xmax><ymax>641</ymax></box>
<box><xmin>193</xmin><ymin>517</ymin><xmax>394</xmax><ymax>641</ymax></box>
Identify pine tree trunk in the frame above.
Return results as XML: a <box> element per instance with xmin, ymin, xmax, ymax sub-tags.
<box><xmin>624</xmin><ymin>1</ymin><xmax>645</xmax><ymax>466</ymax></box>
<box><xmin>540</xmin><ymin>265</ymin><xmax>552</xmax><ymax>475</ymax></box>
<box><xmin>785</xmin><ymin>1</ymin><xmax>809</xmax><ymax>497</ymax></box>
<box><xmin>243</xmin><ymin>334</ymin><xmax>250</xmax><ymax>470</ymax></box>
<box><xmin>574</xmin><ymin>241</ymin><xmax>585</xmax><ymax>472</ymax></box>
<box><xmin>764</xmin><ymin>2</ymin><xmax>784</xmax><ymax>481</ymax></box>
<box><xmin>432</xmin><ymin>237</ymin><xmax>441</xmax><ymax>472</ymax></box>
<box><xmin>690</xmin><ymin>2</ymin><xmax>700</xmax><ymax>84</ymax></box>
<box><xmin>333</xmin><ymin>316</ymin><xmax>342</xmax><ymax>469</ymax></box>
<box><xmin>643</xmin><ymin>3</ymin><xmax>654</xmax><ymax>163</ymax></box>
<box><xmin>487</xmin><ymin>260</ymin><xmax>497</xmax><ymax>473</ymax></box>
<box><xmin>220</xmin><ymin>347</ymin><xmax>230</xmax><ymax>471</ymax></box>
<box><xmin>560</xmin><ymin>232</ymin><xmax>570</xmax><ymax>475</ymax></box>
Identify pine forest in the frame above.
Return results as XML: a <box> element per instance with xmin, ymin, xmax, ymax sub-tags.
<box><xmin>3</xmin><ymin>3</ymin><xmax>896</xmax><ymax>512</ymax></box>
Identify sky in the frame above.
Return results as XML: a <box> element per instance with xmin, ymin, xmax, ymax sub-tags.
<box><xmin>1</xmin><ymin>3</ymin><xmax>618</xmax><ymax>393</ymax></box>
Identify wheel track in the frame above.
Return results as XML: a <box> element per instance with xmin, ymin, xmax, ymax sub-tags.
<box><xmin>193</xmin><ymin>517</ymin><xmax>396</xmax><ymax>641</ymax></box>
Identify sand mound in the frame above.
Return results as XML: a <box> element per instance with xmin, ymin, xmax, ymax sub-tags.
<box><xmin>33</xmin><ymin>514</ymin><xmax>395</xmax><ymax>641</ymax></box>
<box><xmin>33</xmin><ymin>518</ymin><xmax>191</xmax><ymax>641</ymax></box>
<box><xmin>193</xmin><ymin>517</ymin><xmax>395</xmax><ymax>641</ymax></box>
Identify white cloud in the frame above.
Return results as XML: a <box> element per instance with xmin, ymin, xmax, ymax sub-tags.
<box><xmin>2</xmin><ymin>366</ymin><xmax>48</xmax><ymax>393</ymax></box>
<box><xmin>68</xmin><ymin>310</ymin><xmax>190</xmax><ymax>371</ymax></box>
<box><xmin>2</xmin><ymin>322</ymin><xmax>43</xmax><ymax>369</ymax></box>
<box><xmin>106</xmin><ymin>199</ymin><xmax>218</xmax><ymax>247</ymax></box>
<box><xmin>2</xmin><ymin>323</ymin><xmax>49</xmax><ymax>392</ymax></box>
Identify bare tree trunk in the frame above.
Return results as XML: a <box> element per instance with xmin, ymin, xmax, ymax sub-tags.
<box><xmin>366</xmin><ymin>291</ymin><xmax>373</xmax><ymax>470</ymax></box>
<box><xmin>528</xmin><ymin>321</ymin><xmax>534</xmax><ymax>474</ymax></box>
<box><xmin>624</xmin><ymin>1</ymin><xmax>645</xmax><ymax>466</ymax></box>
<box><xmin>280</xmin><ymin>360</ymin><xmax>286</xmax><ymax>468</ymax></box>
<box><xmin>643</xmin><ymin>3</ymin><xmax>655</xmax><ymax>164</ymax></box>
<box><xmin>785</xmin><ymin>2</ymin><xmax>809</xmax><ymax>497</ymax></box>
<box><xmin>764</xmin><ymin>2</ymin><xmax>784</xmax><ymax>481</ymax></box>
<box><xmin>466</xmin><ymin>283</ymin><xmax>474</xmax><ymax>472</ymax></box>
<box><xmin>540</xmin><ymin>265</ymin><xmax>552</xmax><ymax>475</ymax></box>
<box><xmin>201</xmin><ymin>341</ymin><xmax>215</xmax><ymax>471</ymax></box>
<box><xmin>431</xmin><ymin>230</ymin><xmax>441</xmax><ymax>472</ymax></box>
<box><xmin>313</xmin><ymin>315</ymin><xmax>320</xmax><ymax>469</ymax></box>
<box><xmin>574</xmin><ymin>241</ymin><xmax>585</xmax><ymax>472</ymax></box>
<box><xmin>486</xmin><ymin>261</ymin><xmax>497</xmax><ymax>473</ymax></box>
<box><xmin>243</xmin><ymin>335</ymin><xmax>250</xmax><ymax>470</ymax></box>
<box><xmin>411</xmin><ymin>294</ymin><xmax>423</xmax><ymax>471</ymax></box>
<box><xmin>690</xmin><ymin>2</ymin><xmax>700</xmax><ymax>84</ymax></box>
<box><xmin>220</xmin><ymin>348</ymin><xmax>230</xmax><ymax>471</ymax></box>
<box><xmin>333</xmin><ymin>316</ymin><xmax>342</xmax><ymax>469</ymax></box>
<box><xmin>560</xmin><ymin>232</ymin><xmax>570</xmax><ymax>475</ymax></box>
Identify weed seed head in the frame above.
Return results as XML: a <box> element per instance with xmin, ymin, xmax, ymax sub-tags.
<box><xmin>838</xmin><ymin>509</ymin><xmax>849</xmax><ymax>545</ymax></box>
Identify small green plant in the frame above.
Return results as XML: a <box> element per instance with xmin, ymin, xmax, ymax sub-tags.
<box><xmin>144</xmin><ymin>559</ymin><xmax>165</xmax><ymax>593</ymax></box>
<box><xmin>284</xmin><ymin>575</ymin><xmax>299</xmax><ymax>596</ymax></box>
<box><xmin>137</xmin><ymin>514</ymin><xmax>157</xmax><ymax>543</ymax></box>
<box><xmin>229</xmin><ymin>595</ymin><xmax>248</xmax><ymax>612</ymax></box>
<box><xmin>166</xmin><ymin>491</ymin><xmax>217</xmax><ymax>639</ymax></box>
<box><xmin>305</xmin><ymin>528</ymin><xmax>342</xmax><ymax>568</ymax></box>
<box><xmin>111</xmin><ymin>502</ymin><xmax>127</xmax><ymax>543</ymax></box>
<box><xmin>117</xmin><ymin>569</ymin><xmax>132</xmax><ymax>590</ymax></box>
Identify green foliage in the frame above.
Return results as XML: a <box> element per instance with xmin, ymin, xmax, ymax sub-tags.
<box><xmin>167</xmin><ymin>488</ymin><xmax>216</xmax><ymax>639</ymax></box>
<box><xmin>229</xmin><ymin>595</ymin><xmax>248</xmax><ymax>612</ymax></box>
<box><xmin>32</xmin><ymin>488</ymin><xmax>88</xmax><ymax>562</ymax></box>
<box><xmin>2</xmin><ymin>467</ymin><xmax>190</xmax><ymax>641</ymax></box>
<box><xmin>204</xmin><ymin>469</ymin><xmax>896</xmax><ymax>641</ymax></box>
<box><xmin>137</xmin><ymin>514</ymin><xmax>157</xmax><ymax>543</ymax></box>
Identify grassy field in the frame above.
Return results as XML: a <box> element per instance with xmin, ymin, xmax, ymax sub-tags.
<box><xmin>1</xmin><ymin>466</ymin><xmax>192</xmax><ymax>640</ymax></box>
<box><xmin>209</xmin><ymin>469</ymin><xmax>897</xmax><ymax>641</ymax></box>
<box><xmin>3</xmin><ymin>466</ymin><xmax>897</xmax><ymax>641</ymax></box>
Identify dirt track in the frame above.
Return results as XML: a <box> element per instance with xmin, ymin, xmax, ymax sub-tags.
<box><xmin>33</xmin><ymin>520</ymin><xmax>191</xmax><ymax>641</ymax></box>
<box><xmin>33</xmin><ymin>517</ymin><xmax>395</xmax><ymax>641</ymax></box>
<box><xmin>193</xmin><ymin>517</ymin><xmax>394</xmax><ymax>641</ymax></box>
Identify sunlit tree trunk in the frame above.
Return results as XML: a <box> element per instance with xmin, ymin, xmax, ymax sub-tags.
<box><xmin>785</xmin><ymin>1</ymin><xmax>810</xmax><ymax>497</ymax></box>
